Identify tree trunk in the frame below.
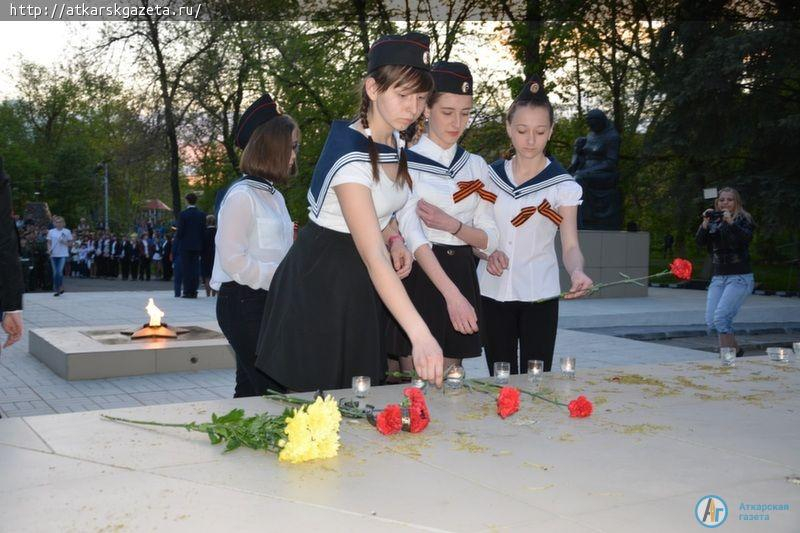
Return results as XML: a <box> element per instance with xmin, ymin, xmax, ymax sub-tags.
<box><xmin>146</xmin><ymin>16</ymin><xmax>183</xmax><ymax>215</ymax></box>
<box><xmin>353</xmin><ymin>0</ymin><xmax>370</xmax><ymax>68</ymax></box>
<box><xmin>523</xmin><ymin>0</ymin><xmax>543</xmax><ymax>78</ymax></box>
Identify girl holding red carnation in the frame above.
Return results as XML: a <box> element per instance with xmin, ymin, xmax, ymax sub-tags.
<box><xmin>478</xmin><ymin>77</ymin><xmax>594</xmax><ymax>376</ymax></box>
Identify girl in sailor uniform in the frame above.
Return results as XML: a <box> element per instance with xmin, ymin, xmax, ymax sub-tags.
<box><xmin>479</xmin><ymin>76</ymin><xmax>593</xmax><ymax>375</ymax></box>
<box><xmin>211</xmin><ymin>94</ymin><xmax>298</xmax><ymax>397</ymax></box>
<box><xmin>255</xmin><ymin>33</ymin><xmax>445</xmax><ymax>392</ymax></box>
<box><xmin>386</xmin><ymin>61</ymin><xmax>499</xmax><ymax>371</ymax></box>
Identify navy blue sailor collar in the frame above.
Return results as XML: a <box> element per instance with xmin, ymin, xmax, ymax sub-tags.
<box><xmin>488</xmin><ymin>156</ymin><xmax>573</xmax><ymax>199</ymax></box>
<box><xmin>406</xmin><ymin>139</ymin><xmax>470</xmax><ymax>179</ymax></box>
<box><xmin>307</xmin><ymin>120</ymin><xmax>401</xmax><ymax>217</ymax></box>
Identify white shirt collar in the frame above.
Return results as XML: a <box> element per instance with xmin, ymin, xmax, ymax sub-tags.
<box><xmin>413</xmin><ymin>134</ymin><xmax>458</xmax><ymax>167</ymax></box>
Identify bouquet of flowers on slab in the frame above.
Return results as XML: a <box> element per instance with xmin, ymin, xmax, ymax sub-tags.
<box><xmin>102</xmin><ymin>395</ymin><xmax>342</xmax><ymax>464</ymax></box>
<box><xmin>466</xmin><ymin>379</ymin><xmax>593</xmax><ymax>419</ymax></box>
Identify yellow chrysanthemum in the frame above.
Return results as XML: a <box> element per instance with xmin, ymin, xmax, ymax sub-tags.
<box><xmin>278</xmin><ymin>396</ymin><xmax>342</xmax><ymax>463</ymax></box>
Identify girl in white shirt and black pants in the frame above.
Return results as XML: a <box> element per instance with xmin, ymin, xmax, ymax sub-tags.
<box><xmin>479</xmin><ymin>77</ymin><xmax>593</xmax><ymax>375</ymax></box>
<box><xmin>211</xmin><ymin>94</ymin><xmax>298</xmax><ymax>397</ymax></box>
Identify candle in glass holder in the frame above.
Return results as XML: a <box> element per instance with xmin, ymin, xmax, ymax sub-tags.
<box><xmin>560</xmin><ymin>356</ymin><xmax>576</xmax><ymax>378</ymax></box>
<box><xmin>527</xmin><ymin>360</ymin><xmax>544</xmax><ymax>383</ymax></box>
<box><xmin>444</xmin><ymin>364</ymin><xmax>465</xmax><ymax>389</ymax></box>
<box><xmin>352</xmin><ymin>375</ymin><xmax>371</xmax><ymax>398</ymax></box>
<box><xmin>410</xmin><ymin>376</ymin><xmax>428</xmax><ymax>393</ymax></box>
<box><xmin>494</xmin><ymin>362</ymin><xmax>511</xmax><ymax>384</ymax></box>
<box><xmin>720</xmin><ymin>347</ymin><xmax>736</xmax><ymax>367</ymax></box>
<box><xmin>767</xmin><ymin>347</ymin><xmax>790</xmax><ymax>364</ymax></box>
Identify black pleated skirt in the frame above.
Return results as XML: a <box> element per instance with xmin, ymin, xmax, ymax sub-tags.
<box><xmin>255</xmin><ymin>222</ymin><xmax>387</xmax><ymax>392</ymax></box>
<box><xmin>386</xmin><ymin>243</ymin><xmax>483</xmax><ymax>359</ymax></box>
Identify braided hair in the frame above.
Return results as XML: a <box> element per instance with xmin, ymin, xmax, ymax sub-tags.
<box><xmin>358</xmin><ymin>64</ymin><xmax>433</xmax><ymax>189</ymax></box>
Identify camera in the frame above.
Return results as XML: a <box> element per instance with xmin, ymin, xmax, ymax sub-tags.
<box><xmin>706</xmin><ymin>210</ymin><xmax>726</xmax><ymax>235</ymax></box>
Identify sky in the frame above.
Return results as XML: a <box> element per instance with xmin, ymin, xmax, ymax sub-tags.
<box><xmin>0</xmin><ymin>22</ymin><xmax>100</xmax><ymax>97</ymax></box>
<box><xmin>0</xmin><ymin>21</ymin><xmax>521</xmax><ymax>102</ymax></box>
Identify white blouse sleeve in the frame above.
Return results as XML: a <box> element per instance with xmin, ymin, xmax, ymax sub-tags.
<box><xmin>330</xmin><ymin>161</ymin><xmax>374</xmax><ymax>188</ymax></box>
<box><xmin>395</xmin><ymin>191</ymin><xmax>430</xmax><ymax>255</ymax></box>
<box><xmin>215</xmin><ymin>189</ymin><xmax>281</xmax><ymax>290</ymax></box>
<box><xmin>557</xmin><ymin>180</ymin><xmax>583</xmax><ymax>207</ymax></box>
<box><xmin>472</xmin><ymin>160</ymin><xmax>500</xmax><ymax>255</ymax></box>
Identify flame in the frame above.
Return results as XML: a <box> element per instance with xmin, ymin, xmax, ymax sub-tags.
<box><xmin>145</xmin><ymin>298</ymin><xmax>165</xmax><ymax>327</ymax></box>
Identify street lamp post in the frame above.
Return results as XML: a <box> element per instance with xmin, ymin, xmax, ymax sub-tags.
<box><xmin>97</xmin><ymin>162</ymin><xmax>109</xmax><ymax>231</ymax></box>
<box><xmin>103</xmin><ymin>162</ymin><xmax>109</xmax><ymax>231</ymax></box>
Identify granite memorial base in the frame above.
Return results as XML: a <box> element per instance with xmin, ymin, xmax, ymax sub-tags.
<box><xmin>558</xmin><ymin>230</ymin><xmax>650</xmax><ymax>298</ymax></box>
<box><xmin>29</xmin><ymin>322</ymin><xmax>234</xmax><ymax>380</ymax></box>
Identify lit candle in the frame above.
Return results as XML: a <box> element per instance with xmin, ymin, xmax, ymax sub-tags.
<box><xmin>768</xmin><ymin>347</ymin><xmax>790</xmax><ymax>363</ymax></box>
<box><xmin>352</xmin><ymin>376</ymin><xmax>371</xmax><ymax>398</ymax></box>
<box><xmin>494</xmin><ymin>362</ymin><xmax>510</xmax><ymax>384</ymax></box>
<box><xmin>720</xmin><ymin>347</ymin><xmax>736</xmax><ymax>367</ymax></box>
<box><xmin>560</xmin><ymin>357</ymin><xmax>576</xmax><ymax>378</ymax></box>
<box><xmin>410</xmin><ymin>377</ymin><xmax>427</xmax><ymax>392</ymax></box>
<box><xmin>444</xmin><ymin>364</ymin><xmax>465</xmax><ymax>389</ymax></box>
<box><xmin>528</xmin><ymin>360</ymin><xmax>544</xmax><ymax>382</ymax></box>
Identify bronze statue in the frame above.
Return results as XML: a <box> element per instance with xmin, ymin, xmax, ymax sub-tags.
<box><xmin>568</xmin><ymin>109</ymin><xmax>623</xmax><ymax>230</ymax></box>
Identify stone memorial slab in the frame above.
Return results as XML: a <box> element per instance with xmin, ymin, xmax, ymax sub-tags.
<box><xmin>1</xmin><ymin>359</ymin><xmax>797</xmax><ymax>531</ymax></box>
<box><xmin>29</xmin><ymin>322</ymin><xmax>234</xmax><ymax>380</ymax></box>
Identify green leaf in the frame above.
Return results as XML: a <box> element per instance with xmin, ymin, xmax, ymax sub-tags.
<box><xmin>206</xmin><ymin>429</ymin><xmax>221</xmax><ymax>445</ymax></box>
<box><xmin>214</xmin><ymin>408</ymin><xmax>245</xmax><ymax>424</ymax></box>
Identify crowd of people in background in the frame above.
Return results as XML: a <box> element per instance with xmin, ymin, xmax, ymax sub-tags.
<box><xmin>12</xmin><ymin>212</ymin><xmax>217</xmax><ymax>298</ymax></box>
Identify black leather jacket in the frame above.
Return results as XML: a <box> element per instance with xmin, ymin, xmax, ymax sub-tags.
<box><xmin>695</xmin><ymin>215</ymin><xmax>754</xmax><ymax>276</ymax></box>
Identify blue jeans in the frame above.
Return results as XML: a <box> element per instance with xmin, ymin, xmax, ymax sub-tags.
<box><xmin>50</xmin><ymin>256</ymin><xmax>66</xmax><ymax>291</ymax></box>
<box><xmin>705</xmin><ymin>273</ymin><xmax>754</xmax><ymax>334</ymax></box>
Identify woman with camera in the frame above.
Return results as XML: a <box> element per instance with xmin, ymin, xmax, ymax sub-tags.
<box><xmin>696</xmin><ymin>187</ymin><xmax>755</xmax><ymax>357</ymax></box>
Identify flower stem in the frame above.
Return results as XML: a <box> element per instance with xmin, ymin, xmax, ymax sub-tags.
<box><xmin>101</xmin><ymin>414</ymin><xmax>197</xmax><ymax>430</ymax></box>
<box><xmin>467</xmin><ymin>379</ymin><xmax>567</xmax><ymax>408</ymax></box>
<box><xmin>534</xmin><ymin>269</ymin><xmax>671</xmax><ymax>303</ymax></box>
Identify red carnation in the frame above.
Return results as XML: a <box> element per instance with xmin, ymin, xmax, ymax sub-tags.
<box><xmin>375</xmin><ymin>404</ymin><xmax>402</xmax><ymax>435</ymax></box>
<box><xmin>668</xmin><ymin>258</ymin><xmax>693</xmax><ymax>281</ymax></box>
<box><xmin>404</xmin><ymin>387</ymin><xmax>430</xmax><ymax>433</ymax></box>
<box><xmin>496</xmin><ymin>387</ymin><xmax>521</xmax><ymax>418</ymax></box>
<box><xmin>567</xmin><ymin>396</ymin><xmax>593</xmax><ymax>418</ymax></box>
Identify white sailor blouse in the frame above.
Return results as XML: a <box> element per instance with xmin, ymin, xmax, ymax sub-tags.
<box><xmin>210</xmin><ymin>176</ymin><xmax>294</xmax><ymax>291</ymax></box>
<box><xmin>307</xmin><ymin>120</ymin><xmax>428</xmax><ymax>252</ymax></box>
<box><xmin>404</xmin><ymin>135</ymin><xmax>499</xmax><ymax>256</ymax></box>
<box><xmin>477</xmin><ymin>157</ymin><xmax>583</xmax><ymax>302</ymax></box>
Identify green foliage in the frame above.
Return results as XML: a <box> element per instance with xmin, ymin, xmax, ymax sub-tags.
<box><xmin>102</xmin><ymin>408</ymin><xmax>291</xmax><ymax>454</ymax></box>
<box><xmin>1</xmin><ymin>8</ymin><xmax>797</xmax><ymax>291</ymax></box>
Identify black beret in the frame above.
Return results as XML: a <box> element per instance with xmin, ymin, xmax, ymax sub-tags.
<box><xmin>431</xmin><ymin>61</ymin><xmax>473</xmax><ymax>95</ymax></box>
<box><xmin>515</xmin><ymin>75</ymin><xmax>547</xmax><ymax>102</ymax></box>
<box><xmin>368</xmin><ymin>32</ymin><xmax>430</xmax><ymax>73</ymax></box>
<box><xmin>235</xmin><ymin>94</ymin><xmax>281</xmax><ymax>149</ymax></box>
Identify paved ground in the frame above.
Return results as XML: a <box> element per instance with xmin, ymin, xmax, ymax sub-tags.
<box><xmin>1</xmin><ymin>286</ymin><xmax>798</xmax><ymax>418</ymax></box>
<box><xmin>34</xmin><ymin>276</ymin><xmax>176</xmax><ymax>293</ymax></box>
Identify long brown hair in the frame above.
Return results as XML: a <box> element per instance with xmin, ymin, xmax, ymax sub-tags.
<box><xmin>240</xmin><ymin>115</ymin><xmax>299</xmax><ymax>184</ymax></box>
<box><xmin>715</xmin><ymin>187</ymin><xmax>753</xmax><ymax>222</ymax></box>
<box><xmin>358</xmin><ymin>64</ymin><xmax>433</xmax><ymax>188</ymax></box>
